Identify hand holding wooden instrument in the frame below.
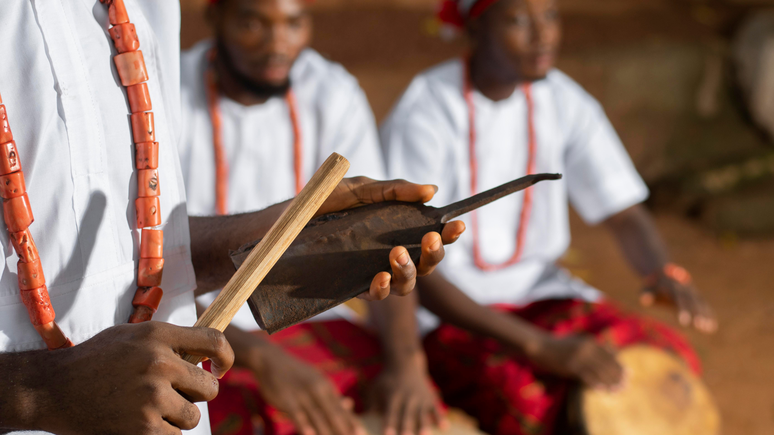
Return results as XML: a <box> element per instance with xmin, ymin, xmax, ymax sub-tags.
<box><xmin>231</xmin><ymin>172</ymin><xmax>563</xmax><ymax>334</ymax></box>
<box><xmin>182</xmin><ymin>153</ymin><xmax>350</xmax><ymax>364</ymax></box>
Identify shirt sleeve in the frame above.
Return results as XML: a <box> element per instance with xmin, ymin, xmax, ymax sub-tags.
<box><xmin>564</xmin><ymin>93</ymin><xmax>649</xmax><ymax>224</ymax></box>
<box><xmin>380</xmin><ymin>80</ymin><xmax>455</xmax><ymax>206</ymax></box>
<box><xmin>327</xmin><ymin>86</ymin><xmax>386</xmax><ymax>180</ymax></box>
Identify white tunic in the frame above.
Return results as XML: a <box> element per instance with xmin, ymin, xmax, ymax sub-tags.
<box><xmin>381</xmin><ymin>59</ymin><xmax>649</xmax><ymax>333</ymax></box>
<box><xmin>179</xmin><ymin>41</ymin><xmax>386</xmax><ymax>330</ymax></box>
<box><xmin>0</xmin><ymin>1</ymin><xmax>207</xmax><ymax>433</ymax></box>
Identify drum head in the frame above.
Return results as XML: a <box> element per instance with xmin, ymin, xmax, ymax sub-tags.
<box><xmin>359</xmin><ymin>409</ymin><xmax>485</xmax><ymax>435</ymax></box>
<box><xmin>580</xmin><ymin>345</ymin><xmax>720</xmax><ymax>435</ymax></box>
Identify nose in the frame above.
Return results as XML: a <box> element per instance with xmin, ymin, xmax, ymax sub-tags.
<box><xmin>530</xmin><ymin>16</ymin><xmax>553</xmax><ymax>46</ymax></box>
<box><xmin>264</xmin><ymin>24</ymin><xmax>290</xmax><ymax>55</ymax></box>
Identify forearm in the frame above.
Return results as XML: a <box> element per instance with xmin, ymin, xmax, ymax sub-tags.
<box><xmin>0</xmin><ymin>350</ymin><xmax>50</xmax><ymax>431</ymax></box>
<box><xmin>189</xmin><ymin>201</ymin><xmax>289</xmax><ymax>295</ymax></box>
<box><xmin>369</xmin><ymin>293</ymin><xmax>425</xmax><ymax>368</ymax></box>
<box><xmin>417</xmin><ymin>274</ymin><xmax>548</xmax><ymax>355</ymax></box>
<box><xmin>603</xmin><ymin>204</ymin><xmax>669</xmax><ymax>277</ymax></box>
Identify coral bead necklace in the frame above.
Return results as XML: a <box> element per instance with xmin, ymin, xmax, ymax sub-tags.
<box><xmin>0</xmin><ymin>0</ymin><xmax>165</xmax><ymax>349</ymax></box>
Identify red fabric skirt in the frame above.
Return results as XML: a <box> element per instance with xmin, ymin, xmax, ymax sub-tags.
<box><xmin>422</xmin><ymin>299</ymin><xmax>701</xmax><ymax>435</ymax></box>
<box><xmin>207</xmin><ymin>320</ymin><xmax>384</xmax><ymax>435</ymax></box>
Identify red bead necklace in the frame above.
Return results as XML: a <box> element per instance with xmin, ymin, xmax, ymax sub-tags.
<box><xmin>0</xmin><ymin>0</ymin><xmax>165</xmax><ymax>349</ymax></box>
<box><xmin>205</xmin><ymin>49</ymin><xmax>304</xmax><ymax>215</ymax></box>
<box><xmin>464</xmin><ymin>61</ymin><xmax>537</xmax><ymax>272</ymax></box>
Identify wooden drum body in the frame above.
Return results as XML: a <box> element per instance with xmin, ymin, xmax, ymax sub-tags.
<box><xmin>569</xmin><ymin>346</ymin><xmax>720</xmax><ymax>435</ymax></box>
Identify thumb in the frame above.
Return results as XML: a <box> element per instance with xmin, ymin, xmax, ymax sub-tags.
<box><xmin>639</xmin><ymin>288</ymin><xmax>655</xmax><ymax>307</ymax></box>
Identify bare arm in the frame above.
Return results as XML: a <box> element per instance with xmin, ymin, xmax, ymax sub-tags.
<box><xmin>190</xmin><ymin>201</ymin><xmax>288</xmax><ymax>295</ymax></box>
<box><xmin>603</xmin><ymin>204</ymin><xmax>716</xmax><ymax>332</ymax></box>
<box><xmin>417</xmin><ymin>273</ymin><xmax>624</xmax><ymax>388</ymax></box>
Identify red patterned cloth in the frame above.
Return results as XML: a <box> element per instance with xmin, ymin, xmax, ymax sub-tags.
<box><xmin>207</xmin><ymin>320</ymin><xmax>385</xmax><ymax>435</ymax></box>
<box><xmin>423</xmin><ymin>298</ymin><xmax>702</xmax><ymax>435</ymax></box>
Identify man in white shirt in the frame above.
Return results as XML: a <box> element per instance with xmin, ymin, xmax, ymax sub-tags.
<box><xmin>0</xmin><ymin>1</ymin><xmax>462</xmax><ymax>434</ymax></box>
<box><xmin>382</xmin><ymin>1</ymin><xmax>717</xmax><ymax>434</ymax></box>
<box><xmin>178</xmin><ymin>1</ymin><xmax>449</xmax><ymax>435</ymax></box>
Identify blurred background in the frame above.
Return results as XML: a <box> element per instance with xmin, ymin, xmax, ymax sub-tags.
<box><xmin>180</xmin><ymin>0</ymin><xmax>774</xmax><ymax>433</ymax></box>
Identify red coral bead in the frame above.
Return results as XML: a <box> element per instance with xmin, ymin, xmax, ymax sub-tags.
<box><xmin>20</xmin><ymin>285</ymin><xmax>55</xmax><ymax>326</ymax></box>
<box><xmin>130</xmin><ymin>112</ymin><xmax>154</xmax><ymax>143</ymax></box>
<box><xmin>34</xmin><ymin>321</ymin><xmax>71</xmax><ymax>350</ymax></box>
<box><xmin>131</xmin><ymin>286</ymin><xmax>163</xmax><ymax>311</ymax></box>
<box><xmin>0</xmin><ymin>171</ymin><xmax>26</xmax><ymax>199</ymax></box>
<box><xmin>140</xmin><ymin>229</ymin><xmax>163</xmax><ymax>259</ymax></box>
<box><xmin>109</xmin><ymin>23</ymin><xmax>139</xmax><ymax>54</ymax></box>
<box><xmin>11</xmin><ymin>228</ymin><xmax>39</xmax><ymax>263</ymax></box>
<box><xmin>114</xmin><ymin>51</ymin><xmax>149</xmax><ymax>87</ymax></box>
<box><xmin>135</xmin><ymin>196</ymin><xmax>161</xmax><ymax>228</ymax></box>
<box><xmin>108</xmin><ymin>0</ymin><xmax>130</xmax><ymax>25</ymax></box>
<box><xmin>0</xmin><ymin>106</ymin><xmax>12</xmax><ymax>144</ymax></box>
<box><xmin>135</xmin><ymin>142</ymin><xmax>159</xmax><ymax>169</ymax></box>
<box><xmin>137</xmin><ymin>258</ymin><xmax>164</xmax><ymax>287</ymax></box>
<box><xmin>3</xmin><ymin>193</ymin><xmax>33</xmax><ymax>233</ymax></box>
<box><xmin>137</xmin><ymin>168</ymin><xmax>160</xmax><ymax>198</ymax></box>
<box><xmin>18</xmin><ymin>258</ymin><xmax>46</xmax><ymax>291</ymax></box>
<box><xmin>128</xmin><ymin>305</ymin><xmax>154</xmax><ymax>323</ymax></box>
<box><xmin>0</xmin><ymin>141</ymin><xmax>22</xmax><ymax>175</ymax></box>
<box><xmin>127</xmin><ymin>83</ymin><xmax>152</xmax><ymax>113</ymax></box>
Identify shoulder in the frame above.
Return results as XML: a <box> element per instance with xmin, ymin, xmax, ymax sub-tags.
<box><xmin>180</xmin><ymin>40</ymin><xmax>212</xmax><ymax>89</ymax></box>
<box><xmin>291</xmin><ymin>49</ymin><xmax>362</xmax><ymax>101</ymax></box>
<box><xmin>384</xmin><ymin>58</ymin><xmax>465</xmax><ymax>128</ymax></box>
<box><xmin>543</xmin><ymin>69</ymin><xmax>604</xmax><ymax>113</ymax></box>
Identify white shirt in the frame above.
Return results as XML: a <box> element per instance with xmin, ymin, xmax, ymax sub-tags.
<box><xmin>179</xmin><ymin>41</ymin><xmax>386</xmax><ymax>329</ymax></box>
<box><xmin>381</xmin><ymin>59</ymin><xmax>649</xmax><ymax>333</ymax></box>
<box><xmin>0</xmin><ymin>1</ymin><xmax>207</xmax><ymax>433</ymax></box>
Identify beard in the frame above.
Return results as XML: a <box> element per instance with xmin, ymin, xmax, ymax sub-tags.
<box><xmin>216</xmin><ymin>41</ymin><xmax>291</xmax><ymax>99</ymax></box>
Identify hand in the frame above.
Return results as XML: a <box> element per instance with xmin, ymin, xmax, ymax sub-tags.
<box><xmin>641</xmin><ymin>274</ymin><xmax>717</xmax><ymax>333</ymax></box>
<box><xmin>317</xmin><ymin>177</ymin><xmax>466</xmax><ymax>301</ymax></box>
<box><xmin>368</xmin><ymin>355</ymin><xmax>447</xmax><ymax>435</ymax></box>
<box><xmin>35</xmin><ymin>322</ymin><xmax>234</xmax><ymax>435</ymax></box>
<box><xmin>249</xmin><ymin>345</ymin><xmax>364</xmax><ymax>435</ymax></box>
<box><xmin>527</xmin><ymin>335</ymin><xmax>624</xmax><ymax>391</ymax></box>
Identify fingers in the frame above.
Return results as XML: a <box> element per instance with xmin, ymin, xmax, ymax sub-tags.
<box><xmin>170</xmin><ymin>358</ymin><xmax>220</xmax><ymax>403</ymax></box>
<box><xmin>298</xmin><ymin>395</ymin><xmax>333</xmax><ymax>435</ymax></box>
<box><xmin>283</xmin><ymin>398</ymin><xmax>317</xmax><ymax>435</ymax></box>
<box><xmin>388</xmin><ymin>246</ymin><xmax>417</xmax><ymax>297</ymax></box>
<box><xmin>311</xmin><ymin>383</ymin><xmax>362</xmax><ymax>435</ymax></box>
<box><xmin>168</xmin><ymin>327</ymin><xmax>235</xmax><ymax>378</ymax></box>
<box><xmin>693</xmin><ymin>297</ymin><xmax>718</xmax><ymax>334</ymax></box>
<box><xmin>361</xmin><ymin>272</ymin><xmax>392</xmax><ymax>301</ymax></box>
<box><xmin>399</xmin><ymin>396</ymin><xmax>420</xmax><ymax>435</ymax></box>
<box><xmin>158</xmin><ymin>389</ymin><xmax>203</xmax><ymax>431</ymax></box>
<box><xmin>416</xmin><ymin>232</ymin><xmax>444</xmax><ymax>277</ymax></box>
<box><xmin>441</xmin><ymin>221</ymin><xmax>465</xmax><ymax>245</ymax></box>
<box><xmin>355</xmin><ymin>179</ymin><xmax>437</xmax><ymax>205</ymax></box>
<box><xmin>383</xmin><ymin>394</ymin><xmax>401</xmax><ymax>435</ymax></box>
<box><xmin>639</xmin><ymin>288</ymin><xmax>655</xmax><ymax>307</ymax></box>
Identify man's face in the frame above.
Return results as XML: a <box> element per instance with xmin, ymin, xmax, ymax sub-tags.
<box><xmin>471</xmin><ymin>0</ymin><xmax>561</xmax><ymax>81</ymax></box>
<box><xmin>213</xmin><ymin>0</ymin><xmax>312</xmax><ymax>87</ymax></box>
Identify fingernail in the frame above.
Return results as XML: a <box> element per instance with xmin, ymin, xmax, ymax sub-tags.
<box><xmin>384</xmin><ymin>429</ymin><xmax>396</xmax><ymax>435</ymax></box>
<box><xmin>380</xmin><ymin>279</ymin><xmax>390</xmax><ymax>289</ymax></box>
<box><xmin>430</xmin><ymin>238</ymin><xmax>442</xmax><ymax>251</ymax></box>
<box><xmin>397</xmin><ymin>251</ymin><xmax>410</xmax><ymax>266</ymax></box>
<box><xmin>432</xmin><ymin>185</ymin><xmax>439</xmax><ymax>193</ymax></box>
<box><xmin>679</xmin><ymin>312</ymin><xmax>691</xmax><ymax>325</ymax></box>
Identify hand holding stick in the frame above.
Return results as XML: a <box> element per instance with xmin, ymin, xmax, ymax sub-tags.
<box><xmin>183</xmin><ymin>153</ymin><xmax>350</xmax><ymax>364</ymax></box>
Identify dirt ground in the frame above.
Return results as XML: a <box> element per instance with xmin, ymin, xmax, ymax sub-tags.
<box><xmin>181</xmin><ymin>2</ymin><xmax>774</xmax><ymax>433</ymax></box>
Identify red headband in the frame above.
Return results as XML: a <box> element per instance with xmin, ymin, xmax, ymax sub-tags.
<box><xmin>438</xmin><ymin>0</ymin><xmax>499</xmax><ymax>28</ymax></box>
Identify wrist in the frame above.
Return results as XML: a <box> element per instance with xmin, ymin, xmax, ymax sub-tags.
<box><xmin>384</xmin><ymin>346</ymin><xmax>427</xmax><ymax>372</ymax></box>
<box><xmin>645</xmin><ymin>262</ymin><xmax>692</xmax><ymax>287</ymax></box>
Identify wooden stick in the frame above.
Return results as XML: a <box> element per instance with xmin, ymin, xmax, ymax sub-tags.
<box><xmin>183</xmin><ymin>153</ymin><xmax>350</xmax><ymax>364</ymax></box>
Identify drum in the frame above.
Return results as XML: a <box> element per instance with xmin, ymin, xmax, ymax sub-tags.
<box><xmin>568</xmin><ymin>345</ymin><xmax>721</xmax><ymax>435</ymax></box>
<box><xmin>360</xmin><ymin>408</ymin><xmax>485</xmax><ymax>435</ymax></box>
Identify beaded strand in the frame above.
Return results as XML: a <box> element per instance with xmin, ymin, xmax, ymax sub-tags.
<box><xmin>0</xmin><ymin>93</ymin><xmax>73</xmax><ymax>350</ymax></box>
<box><xmin>101</xmin><ymin>0</ymin><xmax>165</xmax><ymax>324</ymax></box>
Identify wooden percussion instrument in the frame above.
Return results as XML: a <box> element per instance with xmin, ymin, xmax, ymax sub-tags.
<box><xmin>231</xmin><ymin>173</ymin><xmax>562</xmax><ymax>333</ymax></box>
<box><xmin>359</xmin><ymin>409</ymin><xmax>485</xmax><ymax>435</ymax></box>
<box><xmin>568</xmin><ymin>346</ymin><xmax>720</xmax><ymax>435</ymax></box>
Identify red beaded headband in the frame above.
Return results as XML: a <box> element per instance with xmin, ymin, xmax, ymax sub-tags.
<box><xmin>438</xmin><ymin>0</ymin><xmax>499</xmax><ymax>28</ymax></box>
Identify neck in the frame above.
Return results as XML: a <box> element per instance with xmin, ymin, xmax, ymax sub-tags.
<box><xmin>212</xmin><ymin>43</ymin><xmax>293</xmax><ymax>106</ymax></box>
<box><xmin>468</xmin><ymin>51</ymin><xmax>522</xmax><ymax>102</ymax></box>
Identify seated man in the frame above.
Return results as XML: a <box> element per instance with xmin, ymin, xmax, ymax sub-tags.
<box><xmin>381</xmin><ymin>1</ymin><xmax>718</xmax><ymax>434</ymax></box>
<box><xmin>178</xmin><ymin>1</ymin><xmax>456</xmax><ymax>434</ymax></box>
